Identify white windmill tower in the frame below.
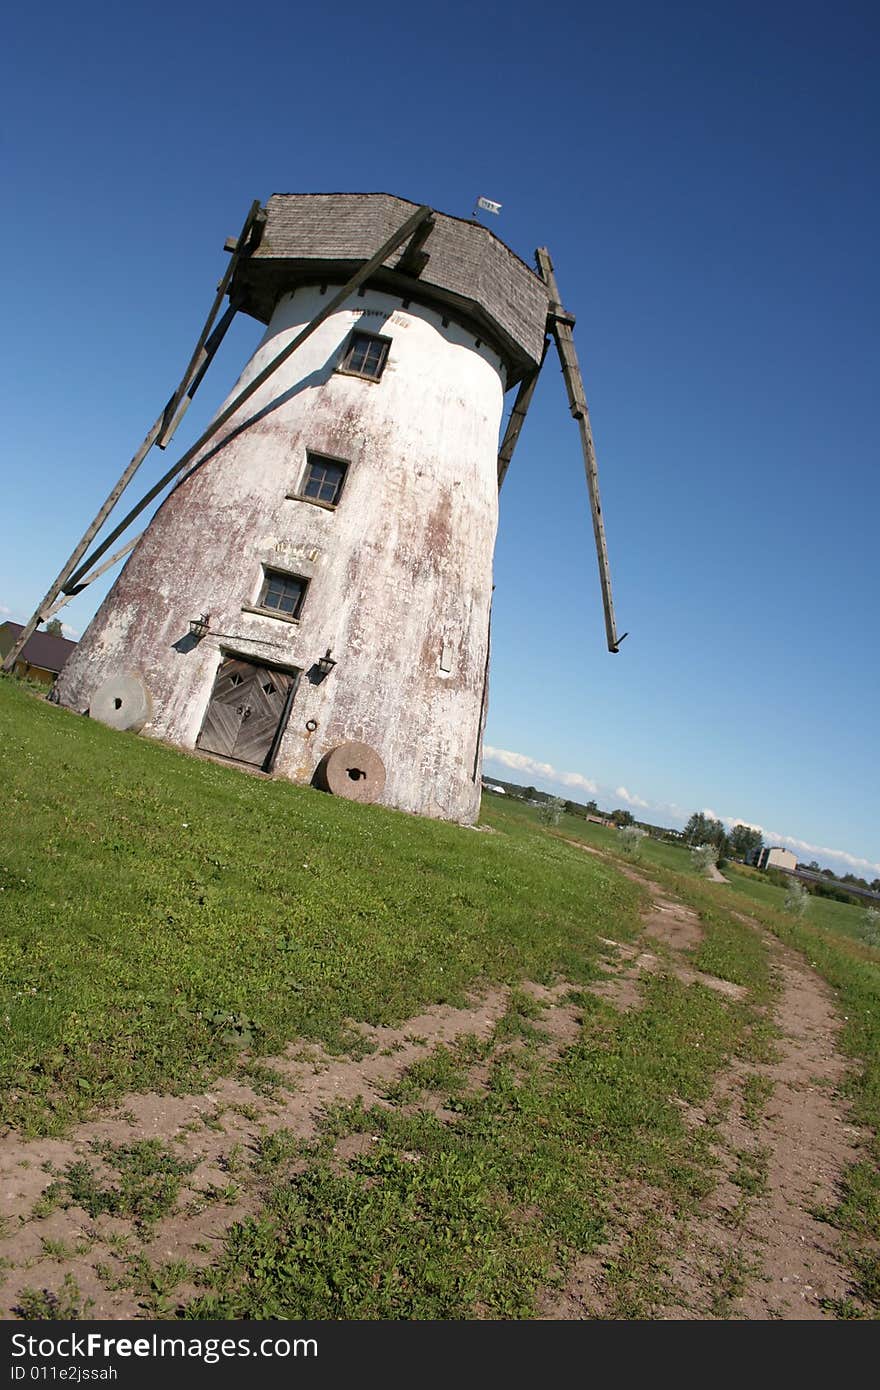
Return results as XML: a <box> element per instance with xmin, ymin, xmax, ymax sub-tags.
<box><xmin>6</xmin><ymin>194</ymin><xmax>623</xmax><ymax>823</ymax></box>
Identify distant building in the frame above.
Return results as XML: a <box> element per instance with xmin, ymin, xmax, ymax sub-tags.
<box><xmin>481</xmin><ymin>781</ymin><xmax>506</xmax><ymax>795</ymax></box>
<box><xmin>0</xmin><ymin>622</ymin><xmax>77</xmax><ymax>688</ymax></box>
<box><xmin>756</xmin><ymin>846</ymin><xmax>797</xmax><ymax>873</ymax></box>
<box><xmin>587</xmin><ymin>813</ymin><xmax>610</xmax><ymax>826</ymax></box>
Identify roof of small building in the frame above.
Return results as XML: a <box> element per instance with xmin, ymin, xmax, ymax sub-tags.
<box><xmin>230</xmin><ymin>193</ymin><xmax>551</xmax><ymax>384</ymax></box>
<box><xmin>0</xmin><ymin>622</ymin><xmax>77</xmax><ymax>674</ymax></box>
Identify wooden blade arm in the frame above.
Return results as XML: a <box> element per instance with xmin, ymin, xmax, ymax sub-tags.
<box><xmin>63</xmin><ymin>204</ymin><xmax>435</xmax><ymax>593</ymax></box>
<box><xmin>2</xmin><ymin>200</ymin><xmax>262</xmax><ymax>674</ymax></box>
<box><xmin>535</xmin><ymin>246</ymin><xmax>625</xmax><ymax>654</ymax></box>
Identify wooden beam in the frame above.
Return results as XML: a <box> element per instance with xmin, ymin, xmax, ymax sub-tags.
<box><xmin>157</xmin><ymin>299</ymin><xmax>239</xmax><ymax>448</ymax></box>
<box><xmin>535</xmin><ymin>246</ymin><xmax>625</xmax><ymax>654</ymax></box>
<box><xmin>65</xmin><ymin>204</ymin><xmax>435</xmax><ymax>592</ymax></box>
<box><xmin>157</xmin><ymin>201</ymin><xmax>263</xmax><ymax>446</ymax></box>
<box><xmin>43</xmin><ymin>535</ymin><xmax>144</xmax><ymax>618</ymax></box>
<box><xmin>496</xmin><ymin>341</ymin><xmax>548</xmax><ymax>488</ymax></box>
<box><xmin>2</xmin><ymin>201</ymin><xmax>263</xmax><ymax>675</ymax></box>
<box><xmin>395</xmin><ymin>214</ymin><xmax>435</xmax><ymax>277</ymax></box>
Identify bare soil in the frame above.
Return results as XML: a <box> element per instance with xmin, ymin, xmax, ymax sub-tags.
<box><xmin>662</xmin><ymin>930</ymin><xmax>863</xmax><ymax>1318</ymax></box>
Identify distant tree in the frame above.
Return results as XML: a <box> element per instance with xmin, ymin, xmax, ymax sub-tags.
<box><xmin>585</xmin><ymin>800</ymin><xmax>598</xmax><ymax>816</ymax></box>
<box><xmin>43</xmin><ymin>619</ymin><xmax>64</xmax><ymax>638</ymax></box>
<box><xmin>728</xmin><ymin>823</ymin><xmax>763</xmax><ymax>861</ymax></box>
<box><xmin>610</xmin><ymin>809</ymin><xmax>634</xmax><ymax>827</ymax></box>
<box><xmin>684</xmin><ymin>812</ymin><xmax>727</xmax><ymax>852</ymax></box>
<box><xmin>523</xmin><ymin>785</ymin><xmax>538</xmax><ymax>802</ymax></box>
<box><xmin>843</xmin><ymin>873</ymin><xmax>870</xmax><ymax>890</ymax></box>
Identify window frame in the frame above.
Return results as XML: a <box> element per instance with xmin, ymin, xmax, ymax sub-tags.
<box><xmin>245</xmin><ymin>567</ymin><xmax>310</xmax><ymax>624</ymax></box>
<box><xmin>288</xmin><ymin>451</ymin><xmax>350</xmax><ymax>511</ymax></box>
<box><xmin>337</xmin><ymin>330</ymin><xmax>392</xmax><ymax>382</ymax></box>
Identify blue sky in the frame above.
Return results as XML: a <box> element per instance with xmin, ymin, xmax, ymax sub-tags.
<box><xmin>2</xmin><ymin>1</ymin><xmax>878</xmax><ymax>876</ymax></box>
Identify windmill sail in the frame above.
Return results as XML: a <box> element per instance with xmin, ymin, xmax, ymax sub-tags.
<box><xmin>535</xmin><ymin>246</ymin><xmax>625</xmax><ymax>654</ymax></box>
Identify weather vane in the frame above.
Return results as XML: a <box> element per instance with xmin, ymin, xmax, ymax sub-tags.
<box><xmin>472</xmin><ymin>195</ymin><xmax>502</xmax><ymax>220</ymax></box>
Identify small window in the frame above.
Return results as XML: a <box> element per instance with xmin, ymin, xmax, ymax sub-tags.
<box><xmin>340</xmin><ymin>331</ymin><xmax>390</xmax><ymax>381</ymax></box>
<box><xmin>259</xmin><ymin>569</ymin><xmax>307</xmax><ymax>619</ymax></box>
<box><xmin>301</xmin><ymin>453</ymin><xmax>348</xmax><ymax>507</ymax></box>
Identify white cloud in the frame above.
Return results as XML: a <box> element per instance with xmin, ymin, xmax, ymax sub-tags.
<box><xmin>0</xmin><ymin>603</ymin><xmax>13</xmax><ymax>619</ymax></box>
<box><xmin>718</xmin><ymin>814</ymin><xmax>766</xmax><ymax>834</ymax></box>
<box><xmin>556</xmin><ymin>769</ymin><xmax>600</xmax><ymax>794</ymax></box>
<box><xmin>615</xmin><ymin>785</ymin><xmax>649</xmax><ymax>809</ymax></box>
<box><xmin>717</xmin><ymin>811</ymin><xmax>880</xmax><ymax>876</ymax></box>
<box><xmin>61</xmin><ymin>623</ymin><xmax>80</xmax><ymax>639</ymax></box>
<box><xmin>482</xmin><ymin>746</ymin><xmax>598</xmax><ymax>796</ymax></box>
<box><xmin>764</xmin><ymin>832</ymin><xmax>880</xmax><ymax>876</ymax></box>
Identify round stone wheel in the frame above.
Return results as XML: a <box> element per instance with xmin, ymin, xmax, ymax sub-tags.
<box><xmin>90</xmin><ymin>673</ymin><xmax>153</xmax><ymax>732</ymax></box>
<box><xmin>322</xmin><ymin>742</ymin><xmax>386</xmax><ymax>803</ymax></box>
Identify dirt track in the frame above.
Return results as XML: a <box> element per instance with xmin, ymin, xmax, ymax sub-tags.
<box><xmin>0</xmin><ymin>861</ymin><xmax>866</xmax><ymax>1319</ymax></box>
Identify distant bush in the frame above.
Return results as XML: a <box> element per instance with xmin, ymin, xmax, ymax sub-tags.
<box><xmin>784</xmin><ymin>879</ymin><xmax>810</xmax><ymax>917</ymax></box>
<box><xmin>690</xmin><ymin>843</ymin><xmax>718</xmax><ymax>872</ymax></box>
<box><xmin>618</xmin><ymin>825</ymin><xmax>647</xmax><ymax>860</ymax></box>
<box><xmin>807</xmin><ymin>879</ymin><xmax>859</xmax><ymax>906</ymax></box>
<box><xmin>765</xmin><ymin>868</ymin><xmax>791</xmax><ymax>890</ymax></box>
<box><xmin>858</xmin><ymin>908</ymin><xmax>880</xmax><ymax>949</ymax></box>
<box><xmin>537</xmin><ymin>796</ymin><xmax>565</xmax><ymax>828</ymax></box>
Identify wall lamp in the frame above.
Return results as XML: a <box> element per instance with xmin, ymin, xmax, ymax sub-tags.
<box><xmin>187</xmin><ymin>613</ymin><xmax>279</xmax><ymax>648</ymax></box>
<box><xmin>316</xmin><ymin>648</ymin><xmax>337</xmax><ymax>678</ymax></box>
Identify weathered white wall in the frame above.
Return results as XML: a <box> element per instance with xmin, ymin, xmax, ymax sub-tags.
<box><xmin>55</xmin><ymin>286</ymin><xmax>505</xmax><ymax>822</ymax></box>
<box><xmin>765</xmin><ymin>848</ymin><xmax>798</xmax><ymax>872</ymax></box>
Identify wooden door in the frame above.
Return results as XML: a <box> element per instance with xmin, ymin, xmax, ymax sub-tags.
<box><xmin>197</xmin><ymin>657</ymin><xmax>295</xmax><ymax>768</ymax></box>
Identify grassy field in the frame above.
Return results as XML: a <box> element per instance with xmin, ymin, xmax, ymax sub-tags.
<box><xmin>0</xmin><ymin>680</ymin><xmax>641</xmax><ymax>1134</ymax></box>
<box><xmin>3</xmin><ymin>679</ymin><xmax>877</xmax><ymax>1317</ymax></box>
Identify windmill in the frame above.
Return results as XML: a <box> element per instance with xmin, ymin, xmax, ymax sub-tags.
<box><xmin>4</xmin><ymin>194</ymin><xmax>624</xmax><ymax>823</ymax></box>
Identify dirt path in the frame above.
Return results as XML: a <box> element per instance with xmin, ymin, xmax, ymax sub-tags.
<box><xmin>664</xmin><ymin>920</ymin><xmax>863</xmax><ymax>1318</ymax></box>
<box><xmin>0</xmin><ymin>854</ymin><xmax>865</xmax><ymax>1320</ymax></box>
<box><xmin>0</xmin><ymin>992</ymin><xmax>515</xmax><ymax>1318</ymax></box>
<box><xmin>564</xmin><ymin>847</ymin><xmax>866</xmax><ymax>1318</ymax></box>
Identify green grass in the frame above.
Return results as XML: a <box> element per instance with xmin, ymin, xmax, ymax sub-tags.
<box><xmin>61</xmin><ymin>1139</ymin><xmax>197</xmax><ymax>1226</ymax></box>
<box><xmin>0</xmin><ymin>681</ymin><xmax>641</xmax><ymax>1132</ymax></box>
<box><xmin>184</xmin><ymin>973</ymin><xmax>769</xmax><ymax>1319</ymax></box>
<box><xmin>722</xmin><ymin>863</ymin><xmax>873</xmax><ymax>944</ymax></box>
<box><xmin>549</xmin><ymin>810</ymin><xmax>706</xmax><ymax>876</ymax></box>
<box><xmin>5</xmin><ymin>679</ymin><xmax>876</xmax><ymax>1317</ymax></box>
<box><xmin>14</xmin><ymin>1273</ymin><xmax>92</xmax><ymax>1321</ymax></box>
